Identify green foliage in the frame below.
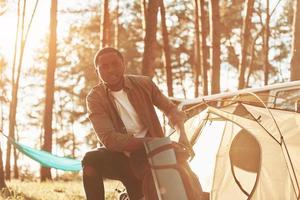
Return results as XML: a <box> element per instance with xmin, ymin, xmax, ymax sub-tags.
<box><xmin>271</xmin><ymin>0</ymin><xmax>294</xmax><ymax>64</ymax></box>
<box><xmin>219</xmin><ymin>0</ymin><xmax>293</xmax><ymax>84</ymax></box>
<box><xmin>220</xmin><ymin>0</ymin><xmax>243</xmax><ymax>38</ymax></box>
<box><xmin>156</xmin><ymin>0</ymin><xmax>195</xmax><ymax>92</ymax></box>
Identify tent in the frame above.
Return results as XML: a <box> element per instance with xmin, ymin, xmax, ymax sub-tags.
<box><xmin>178</xmin><ymin>81</ymin><xmax>300</xmax><ymax>199</ymax></box>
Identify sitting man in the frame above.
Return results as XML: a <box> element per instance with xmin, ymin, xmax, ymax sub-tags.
<box><xmin>82</xmin><ymin>47</ymin><xmax>190</xmax><ymax>200</ymax></box>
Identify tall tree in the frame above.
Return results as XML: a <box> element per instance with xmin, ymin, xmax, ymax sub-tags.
<box><xmin>142</xmin><ymin>0</ymin><xmax>160</xmax><ymax>77</ymax></box>
<box><xmin>13</xmin><ymin>142</ymin><xmax>18</xmax><ymax>179</ymax></box>
<box><xmin>238</xmin><ymin>0</ymin><xmax>254</xmax><ymax>89</ymax></box>
<box><xmin>194</xmin><ymin>0</ymin><xmax>201</xmax><ymax>97</ymax></box>
<box><xmin>5</xmin><ymin>0</ymin><xmax>38</xmax><ymax>180</ymax></box>
<box><xmin>141</xmin><ymin>0</ymin><xmax>147</xmax><ymax>35</ymax></box>
<box><xmin>291</xmin><ymin>0</ymin><xmax>300</xmax><ymax>81</ymax></box>
<box><xmin>0</xmin><ymin>143</ymin><xmax>6</xmax><ymax>189</ymax></box>
<box><xmin>263</xmin><ymin>0</ymin><xmax>270</xmax><ymax>85</ymax></box>
<box><xmin>0</xmin><ymin>56</ymin><xmax>6</xmax><ymax>187</ymax></box>
<box><xmin>209</xmin><ymin>0</ymin><xmax>221</xmax><ymax>94</ymax></box>
<box><xmin>41</xmin><ymin>0</ymin><xmax>57</xmax><ymax>181</ymax></box>
<box><xmin>199</xmin><ymin>0</ymin><xmax>209</xmax><ymax>95</ymax></box>
<box><xmin>101</xmin><ymin>0</ymin><xmax>110</xmax><ymax>48</ymax></box>
<box><xmin>160</xmin><ymin>0</ymin><xmax>173</xmax><ymax>96</ymax></box>
<box><xmin>114</xmin><ymin>0</ymin><xmax>119</xmax><ymax>49</ymax></box>
<box><xmin>6</xmin><ymin>0</ymin><xmax>24</xmax><ymax>180</ymax></box>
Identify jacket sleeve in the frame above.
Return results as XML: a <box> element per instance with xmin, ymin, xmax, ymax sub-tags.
<box><xmin>86</xmin><ymin>91</ymin><xmax>138</xmax><ymax>152</ymax></box>
<box><xmin>147</xmin><ymin>78</ymin><xmax>186</xmax><ymax>127</ymax></box>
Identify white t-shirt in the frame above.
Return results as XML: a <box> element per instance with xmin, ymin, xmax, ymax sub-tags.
<box><xmin>111</xmin><ymin>89</ymin><xmax>148</xmax><ymax>138</ymax></box>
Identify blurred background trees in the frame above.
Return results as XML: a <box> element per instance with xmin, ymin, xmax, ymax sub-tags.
<box><xmin>0</xmin><ymin>0</ymin><xmax>299</xmax><ymax>183</ymax></box>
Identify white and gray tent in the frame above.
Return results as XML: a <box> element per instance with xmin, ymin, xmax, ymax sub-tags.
<box><xmin>177</xmin><ymin>81</ymin><xmax>300</xmax><ymax>199</ymax></box>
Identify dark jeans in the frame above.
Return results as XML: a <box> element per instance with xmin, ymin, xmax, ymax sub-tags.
<box><xmin>82</xmin><ymin>148</ymin><xmax>146</xmax><ymax>200</ymax></box>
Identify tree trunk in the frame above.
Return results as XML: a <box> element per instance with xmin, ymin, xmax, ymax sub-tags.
<box><xmin>160</xmin><ymin>0</ymin><xmax>173</xmax><ymax>97</ymax></box>
<box><xmin>41</xmin><ymin>0</ymin><xmax>57</xmax><ymax>181</ymax></box>
<box><xmin>98</xmin><ymin>1</ymin><xmax>102</xmax><ymax>48</ymax></box>
<box><xmin>179</xmin><ymin>67</ymin><xmax>187</xmax><ymax>99</ymax></box>
<box><xmin>194</xmin><ymin>0</ymin><xmax>201</xmax><ymax>97</ymax></box>
<box><xmin>263</xmin><ymin>0</ymin><xmax>270</xmax><ymax>85</ymax></box>
<box><xmin>141</xmin><ymin>0</ymin><xmax>147</xmax><ymax>35</ymax></box>
<box><xmin>13</xmin><ymin>145</ymin><xmax>19</xmax><ymax>179</ymax></box>
<box><xmin>209</xmin><ymin>0</ymin><xmax>221</xmax><ymax>94</ymax></box>
<box><xmin>291</xmin><ymin>0</ymin><xmax>300</xmax><ymax>81</ymax></box>
<box><xmin>200</xmin><ymin>0</ymin><xmax>209</xmax><ymax>95</ymax></box>
<box><xmin>6</xmin><ymin>0</ymin><xmax>25</xmax><ymax>180</ymax></box>
<box><xmin>246</xmin><ymin>30</ymin><xmax>262</xmax><ymax>87</ymax></box>
<box><xmin>0</xmin><ymin>144</ymin><xmax>6</xmax><ymax>189</ymax></box>
<box><xmin>0</xmin><ymin>100</ymin><xmax>4</xmax><ymax>189</ymax></box>
<box><xmin>142</xmin><ymin>0</ymin><xmax>160</xmax><ymax>77</ymax></box>
<box><xmin>101</xmin><ymin>0</ymin><xmax>110</xmax><ymax>48</ymax></box>
<box><xmin>114</xmin><ymin>0</ymin><xmax>119</xmax><ymax>49</ymax></box>
<box><xmin>0</xmin><ymin>93</ymin><xmax>6</xmax><ymax>188</ymax></box>
<box><xmin>72</xmin><ymin>133</ymin><xmax>76</xmax><ymax>158</ymax></box>
<box><xmin>238</xmin><ymin>0</ymin><xmax>254</xmax><ymax>89</ymax></box>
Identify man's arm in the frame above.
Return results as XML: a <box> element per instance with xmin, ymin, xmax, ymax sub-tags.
<box><xmin>147</xmin><ymin>78</ymin><xmax>191</xmax><ymax>146</ymax></box>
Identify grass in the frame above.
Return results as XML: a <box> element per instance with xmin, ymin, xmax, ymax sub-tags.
<box><xmin>0</xmin><ymin>179</ymin><xmax>123</xmax><ymax>200</ymax></box>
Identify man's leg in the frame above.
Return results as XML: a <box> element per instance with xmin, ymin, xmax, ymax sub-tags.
<box><xmin>82</xmin><ymin>148</ymin><xmax>143</xmax><ymax>200</ymax></box>
<box><xmin>82</xmin><ymin>164</ymin><xmax>104</xmax><ymax>200</ymax></box>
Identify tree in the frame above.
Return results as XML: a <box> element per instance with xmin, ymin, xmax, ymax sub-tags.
<box><xmin>199</xmin><ymin>0</ymin><xmax>208</xmax><ymax>95</ymax></box>
<box><xmin>194</xmin><ymin>0</ymin><xmax>201</xmax><ymax>97</ymax></box>
<box><xmin>153</xmin><ymin>0</ymin><xmax>195</xmax><ymax>96</ymax></box>
<box><xmin>0</xmin><ymin>54</ymin><xmax>8</xmax><ymax>127</ymax></box>
<box><xmin>140</xmin><ymin>0</ymin><xmax>147</xmax><ymax>34</ymax></box>
<box><xmin>4</xmin><ymin>0</ymin><xmax>39</xmax><ymax>180</ymax></box>
<box><xmin>0</xmin><ymin>55</ymin><xmax>7</xmax><ymax>189</ymax></box>
<box><xmin>114</xmin><ymin>0</ymin><xmax>119</xmax><ymax>48</ymax></box>
<box><xmin>101</xmin><ymin>0</ymin><xmax>111</xmax><ymax>48</ymax></box>
<box><xmin>291</xmin><ymin>0</ymin><xmax>300</xmax><ymax>81</ymax></box>
<box><xmin>160</xmin><ymin>0</ymin><xmax>173</xmax><ymax>96</ymax></box>
<box><xmin>194</xmin><ymin>0</ymin><xmax>208</xmax><ymax>96</ymax></box>
<box><xmin>263</xmin><ymin>0</ymin><xmax>270</xmax><ymax>85</ymax></box>
<box><xmin>0</xmin><ymin>143</ymin><xmax>6</xmax><ymax>189</ymax></box>
<box><xmin>209</xmin><ymin>0</ymin><xmax>221</xmax><ymax>94</ymax></box>
<box><xmin>142</xmin><ymin>0</ymin><xmax>160</xmax><ymax>77</ymax></box>
<box><xmin>41</xmin><ymin>0</ymin><xmax>57</xmax><ymax>181</ymax></box>
<box><xmin>6</xmin><ymin>0</ymin><xmax>29</xmax><ymax>180</ymax></box>
<box><xmin>238</xmin><ymin>0</ymin><xmax>254</xmax><ymax>89</ymax></box>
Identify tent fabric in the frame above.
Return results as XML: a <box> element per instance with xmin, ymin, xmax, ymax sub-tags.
<box><xmin>3</xmin><ymin>135</ymin><xmax>82</xmax><ymax>171</ymax></box>
<box><xmin>187</xmin><ymin>103</ymin><xmax>300</xmax><ymax>200</ymax></box>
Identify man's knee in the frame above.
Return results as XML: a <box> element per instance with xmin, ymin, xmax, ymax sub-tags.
<box><xmin>82</xmin><ymin>150</ymin><xmax>103</xmax><ymax>177</ymax></box>
<box><xmin>82</xmin><ymin>165</ymin><xmax>98</xmax><ymax>177</ymax></box>
<box><xmin>82</xmin><ymin>149</ymin><xmax>102</xmax><ymax>167</ymax></box>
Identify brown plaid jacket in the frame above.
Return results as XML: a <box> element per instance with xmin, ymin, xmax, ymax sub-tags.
<box><xmin>86</xmin><ymin>75</ymin><xmax>183</xmax><ymax>152</ymax></box>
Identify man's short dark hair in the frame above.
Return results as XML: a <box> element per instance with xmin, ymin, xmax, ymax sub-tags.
<box><xmin>94</xmin><ymin>47</ymin><xmax>124</xmax><ymax>68</ymax></box>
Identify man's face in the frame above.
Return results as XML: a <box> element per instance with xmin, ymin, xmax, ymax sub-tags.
<box><xmin>96</xmin><ymin>51</ymin><xmax>125</xmax><ymax>87</ymax></box>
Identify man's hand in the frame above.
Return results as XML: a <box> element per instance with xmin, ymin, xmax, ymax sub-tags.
<box><xmin>176</xmin><ymin>127</ymin><xmax>195</xmax><ymax>160</ymax></box>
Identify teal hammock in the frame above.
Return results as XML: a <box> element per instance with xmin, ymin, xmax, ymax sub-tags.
<box><xmin>2</xmin><ymin>134</ymin><xmax>82</xmax><ymax>172</ymax></box>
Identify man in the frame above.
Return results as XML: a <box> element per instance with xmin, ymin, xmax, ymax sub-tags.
<box><xmin>82</xmin><ymin>47</ymin><xmax>190</xmax><ymax>200</ymax></box>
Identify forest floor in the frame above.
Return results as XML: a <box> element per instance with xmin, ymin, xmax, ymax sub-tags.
<box><xmin>0</xmin><ymin>179</ymin><xmax>123</xmax><ymax>200</ymax></box>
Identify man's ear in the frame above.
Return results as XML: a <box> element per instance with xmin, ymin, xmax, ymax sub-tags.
<box><xmin>94</xmin><ymin>68</ymin><xmax>102</xmax><ymax>82</ymax></box>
